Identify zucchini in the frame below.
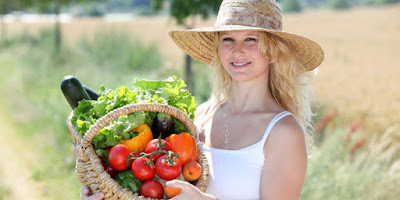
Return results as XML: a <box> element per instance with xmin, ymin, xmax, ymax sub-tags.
<box><xmin>60</xmin><ymin>75</ymin><xmax>91</xmax><ymax>109</ymax></box>
<box><xmin>84</xmin><ymin>85</ymin><xmax>100</xmax><ymax>100</ymax></box>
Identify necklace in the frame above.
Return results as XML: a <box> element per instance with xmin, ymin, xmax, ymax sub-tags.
<box><xmin>222</xmin><ymin>112</ymin><xmax>230</xmax><ymax>149</ymax></box>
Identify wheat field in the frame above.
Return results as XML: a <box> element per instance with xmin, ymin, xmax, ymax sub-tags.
<box><xmin>6</xmin><ymin>4</ymin><xmax>400</xmax><ymax>134</ymax></box>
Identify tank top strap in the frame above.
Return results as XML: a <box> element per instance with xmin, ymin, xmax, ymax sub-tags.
<box><xmin>260</xmin><ymin>111</ymin><xmax>294</xmax><ymax>143</ymax></box>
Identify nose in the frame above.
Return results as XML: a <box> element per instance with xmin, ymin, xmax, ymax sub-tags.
<box><xmin>232</xmin><ymin>41</ymin><xmax>245</xmax><ymax>56</ymax></box>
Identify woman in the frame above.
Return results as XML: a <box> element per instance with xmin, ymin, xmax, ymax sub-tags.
<box><xmin>82</xmin><ymin>0</ymin><xmax>324</xmax><ymax>199</ymax></box>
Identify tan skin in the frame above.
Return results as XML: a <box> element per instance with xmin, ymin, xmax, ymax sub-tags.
<box><xmin>81</xmin><ymin>31</ymin><xmax>307</xmax><ymax>200</ymax></box>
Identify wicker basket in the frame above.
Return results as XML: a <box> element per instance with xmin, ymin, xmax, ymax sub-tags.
<box><xmin>67</xmin><ymin>103</ymin><xmax>209</xmax><ymax>200</ymax></box>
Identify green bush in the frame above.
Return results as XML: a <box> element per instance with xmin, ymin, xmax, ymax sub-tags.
<box><xmin>77</xmin><ymin>29</ymin><xmax>162</xmax><ymax>75</ymax></box>
<box><xmin>328</xmin><ymin>0</ymin><xmax>352</xmax><ymax>9</ymax></box>
<box><xmin>71</xmin><ymin>2</ymin><xmax>106</xmax><ymax>17</ymax></box>
<box><xmin>362</xmin><ymin>0</ymin><xmax>400</xmax><ymax>4</ymax></box>
<box><xmin>281</xmin><ymin>0</ymin><xmax>303</xmax><ymax>13</ymax></box>
<box><xmin>192</xmin><ymin>60</ymin><xmax>212</xmax><ymax>104</ymax></box>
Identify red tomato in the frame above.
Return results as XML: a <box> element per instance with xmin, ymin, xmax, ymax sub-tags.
<box><xmin>145</xmin><ymin>138</ymin><xmax>172</xmax><ymax>162</ymax></box>
<box><xmin>131</xmin><ymin>157</ymin><xmax>155</xmax><ymax>181</ymax></box>
<box><xmin>108</xmin><ymin>144</ymin><xmax>132</xmax><ymax>171</ymax></box>
<box><xmin>155</xmin><ymin>154</ymin><xmax>182</xmax><ymax>180</ymax></box>
<box><xmin>139</xmin><ymin>180</ymin><xmax>164</xmax><ymax>199</ymax></box>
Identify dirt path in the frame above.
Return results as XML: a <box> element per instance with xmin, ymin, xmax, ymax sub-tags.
<box><xmin>0</xmin><ymin>109</ymin><xmax>47</xmax><ymax>200</ymax></box>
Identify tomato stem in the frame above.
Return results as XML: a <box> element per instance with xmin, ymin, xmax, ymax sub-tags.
<box><xmin>127</xmin><ymin>137</ymin><xmax>179</xmax><ymax>166</ymax></box>
<box><xmin>165</xmin><ymin>151</ymin><xmax>179</xmax><ymax>166</ymax></box>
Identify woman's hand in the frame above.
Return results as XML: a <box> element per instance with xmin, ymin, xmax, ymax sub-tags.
<box><xmin>80</xmin><ymin>186</ymin><xmax>104</xmax><ymax>200</ymax></box>
<box><xmin>166</xmin><ymin>180</ymin><xmax>217</xmax><ymax>200</ymax></box>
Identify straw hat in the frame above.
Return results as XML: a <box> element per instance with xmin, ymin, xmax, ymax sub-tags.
<box><xmin>169</xmin><ymin>0</ymin><xmax>324</xmax><ymax>71</ymax></box>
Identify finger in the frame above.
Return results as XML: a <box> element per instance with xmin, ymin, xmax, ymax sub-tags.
<box><xmin>165</xmin><ymin>179</ymin><xmax>189</xmax><ymax>189</ymax></box>
<box><xmin>82</xmin><ymin>186</ymin><xmax>90</xmax><ymax>195</ymax></box>
<box><xmin>89</xmin><ymin>193</ymin><xmax>104</xmax><ymax>200</ymax></box>
<box><xmin>81</xmin><ymin>186</ymin><xmax>90</xmax><ymax>200</ymax></box>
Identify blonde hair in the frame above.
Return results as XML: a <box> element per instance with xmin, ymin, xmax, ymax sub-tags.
<box><xmin>209</xmin><ymin>31</ymin><xmax>315</xmax><ymax>147</ymax></box>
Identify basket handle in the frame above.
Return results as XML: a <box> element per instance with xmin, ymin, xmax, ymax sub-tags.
<box><xmin>81</xmin><ymin>103</ymin><xmax>197</xmax><ymax>148</ymax></box>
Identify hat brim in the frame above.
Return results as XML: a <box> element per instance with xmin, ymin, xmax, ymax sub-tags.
<box><xmin>169</xmin><ymin>25</ymin><xmax>324</xmax><ymax>71</ymax></box>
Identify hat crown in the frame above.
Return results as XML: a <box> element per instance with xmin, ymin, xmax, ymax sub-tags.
<box><xmin>215</xmin><ymin>0</ymin><xmax>283</xmax><ymax>31</ymax></box>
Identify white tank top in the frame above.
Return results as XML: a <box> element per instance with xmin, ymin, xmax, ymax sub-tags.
<box><xmin>197</xmin><ymin>111</ymin><xmax>294</xmax><ymax>200</ymax></box>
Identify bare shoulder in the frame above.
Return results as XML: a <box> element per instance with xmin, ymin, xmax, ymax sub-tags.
<box><xmin>273</xmin><ymin>115</ymin><xmax>304</xmax><ymax>138</ymax></box>
<box><xmin>264</xmin><ymin>115</ymin><xmax>307</xmax><ymax>159</ymax></box>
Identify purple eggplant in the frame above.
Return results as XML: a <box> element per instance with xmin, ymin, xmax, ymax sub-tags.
<box><xmin>151</xmin><ymin>112</ymin><xmax>174</xmax><ymax>139</ymax></box>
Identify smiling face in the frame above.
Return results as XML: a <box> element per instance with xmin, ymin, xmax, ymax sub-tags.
<box><xmin>218</xmin><ymin>31</ymin><xmax>270</xmax><ymax>83</ymax></box>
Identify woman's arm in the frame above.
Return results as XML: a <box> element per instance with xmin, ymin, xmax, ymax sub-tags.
<box><xmin>260</xmin><ymin>116</ymin><xmax>308</xmax><ymax>200</ymax></box>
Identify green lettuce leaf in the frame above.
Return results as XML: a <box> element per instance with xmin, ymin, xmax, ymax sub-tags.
<box><xmin>71</xmin><ymin>76</ymin><xmax>197</xmax><ymax>150</ymax></box>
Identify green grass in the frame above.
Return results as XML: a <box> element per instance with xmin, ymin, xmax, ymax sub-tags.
<box><xmin>301</xmin><ymin>122</ymin><xmax>400</xmax><ymax>199</ymax></box>
<box><xmin>0</xmin><ymin>178</ymin><xmax>10</xmax><ymax>200</ymax></box>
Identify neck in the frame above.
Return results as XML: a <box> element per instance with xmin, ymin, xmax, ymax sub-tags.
<box><xmin>226</xmin><ymin>78</ymin><xmax>279</xmax><ymax>114</ymax></box>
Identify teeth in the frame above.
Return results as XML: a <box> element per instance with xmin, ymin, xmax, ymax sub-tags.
<box><xmin>232</xmin><ymin>62</ymin><xmax>250</xmax><ymax>66</ymax></box>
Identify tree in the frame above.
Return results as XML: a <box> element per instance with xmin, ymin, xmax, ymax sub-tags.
<box><xmin>328</xmin><ymin>0</ymin><xmax>351</xmax><ymax>9</ymax></box>
<box><xmin>151</xmin><ymin>0</ymin><xmax>222</xmax><ymax>95</ymax></box>
<box><xmin>35</xmin><ymin>0</ymin><xmax>104</xmax><ymax>53</ymax></box>
<box><xmin>281</xmin><ymin>0</ymin><xmax>303</xmax><ymax>13</ymax></box>
<box><xmin>361</xmin><ymin>0</ymin><xmax>400</xmax><ymax>4</ymax></box>
<box><xmin>0</xmin><ymin>0</ymin><xmax>34</xmax><ymax>44</ymax></box>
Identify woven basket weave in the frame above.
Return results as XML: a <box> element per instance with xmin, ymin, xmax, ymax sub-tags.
<box><xmin>67</xmin><ymin>103</ymin><xmax>209</xmax><ymax>199</ymax></box>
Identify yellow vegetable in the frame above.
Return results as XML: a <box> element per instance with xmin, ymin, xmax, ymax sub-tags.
<box><xmin>120</xmin><ymin>123</ymin><xmax>153</xmax><ymax>153</ymax></box>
